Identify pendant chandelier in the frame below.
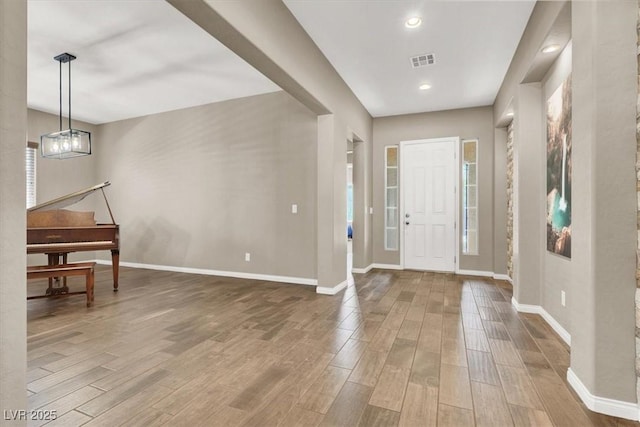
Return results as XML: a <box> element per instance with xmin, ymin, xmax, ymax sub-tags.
<box><xmin>40</xmin><ymin>52</ymin><xmax>91</xmax><ymax>159</ymax></box>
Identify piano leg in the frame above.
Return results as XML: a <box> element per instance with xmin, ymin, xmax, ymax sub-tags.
<box><xmin>111</xmin><ymin>249</ymin><xmax>120</xmax><ymax>291</ymax></box>
<box><xmin>45</xmin><ymin>253</ymin><xmax>69</xmax><ymax>295</ymax></box>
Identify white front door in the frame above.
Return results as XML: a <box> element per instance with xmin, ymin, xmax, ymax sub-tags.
<box><xmin>402</xmin><ymin>138</ymin><xmax>457</xmax><ymax>271</ymax></box>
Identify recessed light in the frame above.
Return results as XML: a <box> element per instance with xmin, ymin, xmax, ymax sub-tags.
<box><xmin>506</xmin><ymin>111</ymin><xmax>514</xmax><ymax>117</ymax></box>
<box><xmin>405</xmin><ymin>16</ymin><xmax>422</xmax><ymax>29</ymax></box>
<box><xmin>542</xmin><ymin>44</ymin><xmax>560</xmax><ymax>54</ymax></box>
<box><xmin>419</xmin><ymin>83</ymin><xmax>431</xmax><ymax>90</ymax></box>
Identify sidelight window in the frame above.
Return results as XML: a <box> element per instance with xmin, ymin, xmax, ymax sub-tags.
<box><xmin>462</xmin><ymin>139</ymin><xmax>478</xmax><ymax>255</ymax></box>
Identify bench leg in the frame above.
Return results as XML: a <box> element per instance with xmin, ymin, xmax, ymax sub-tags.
<box><xmin>86</xmin><ymin>268</ymin><xmax>95</xmax><ymax>307</ymax></box>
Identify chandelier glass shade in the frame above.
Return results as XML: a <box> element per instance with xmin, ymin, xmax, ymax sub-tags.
<box><xmin>40</xmin><ymin>53</ymin><xmax>91</xmax><ymax>159</ymax></box>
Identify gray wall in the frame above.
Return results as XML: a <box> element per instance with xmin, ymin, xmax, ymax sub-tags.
<box><xmin>168</xmin><ymin>0</ymin><xmax>375</xmax><ymax>284</ymax></box>
<box><xmin>96</xmin><ymin>91</ymin><xmax>318</xmax><ymax>280</ymax></box>
<box><xmin>0</xmin><ymin>0</ymin><xmax>27</xmax><ymax>420</ymax></box>
<box><xmin>372</xmin><ymin>107</ymin><xmax>496</xmax><ymax>272</ymax></box>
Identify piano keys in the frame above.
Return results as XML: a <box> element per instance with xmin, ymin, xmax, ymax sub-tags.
<box><xmin>27</xmin><ymin>181</ymin><xmax>120</xmax><ymax>292</ymax></box>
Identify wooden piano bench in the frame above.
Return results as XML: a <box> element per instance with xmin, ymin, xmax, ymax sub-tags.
<box><xmin>27</xmin><ymin>262</ymin><xmax>96</xmax><ymax>307</ymax></box>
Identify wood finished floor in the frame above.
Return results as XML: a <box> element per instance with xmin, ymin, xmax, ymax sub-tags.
<box><xmin>26</xmin><ymin>266</ymin><xmax>637</xmax><ymax>427</ymax></box>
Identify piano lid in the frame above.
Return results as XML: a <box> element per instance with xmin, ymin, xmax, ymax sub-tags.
<box><xmin>28</xmin><ymin>182</ymin><xmax>114</xmax><ymax>223</ymax></box>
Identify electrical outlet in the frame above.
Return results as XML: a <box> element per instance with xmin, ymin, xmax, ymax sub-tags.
<box><xmin>561</xmin><ymin>290</ymin><xmax>566</xmax><ymax>307</ymax></box>
<box><xmin>245</xmin><ymin>253</ymin><xmax>251</xmax><ymax>262</ymax></box>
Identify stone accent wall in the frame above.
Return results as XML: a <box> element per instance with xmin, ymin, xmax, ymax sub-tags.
<box><xmin>507</xmin><ymin>121</ymin><xmax>514</xmax><ymax>280</ymax></box>
<box><xmin>635</xmin><ymin>0</ymin><xmax>640</xmax><ymax>402</ymax></box>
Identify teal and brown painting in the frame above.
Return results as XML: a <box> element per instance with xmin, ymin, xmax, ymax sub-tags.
<box><xmin>546</xmin><ymin>74</ymin><xmax>572</xmax><ymax>258</ymax></box>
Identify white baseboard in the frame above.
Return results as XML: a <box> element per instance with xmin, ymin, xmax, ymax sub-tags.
<box><xmin>371</xmin><ymin>263</ymin><xmax>403</xmax><ymax>270</ymax></box>
<box><xmin>365</xmin><ymin>264</ymin><xmax>512</xmax><ymax>283</ymax></box>
<box><xmin>456</xmin><ymin>269</ymin><xmax>493</xmax><ymax>277</ymax></box>
<box><xmin>511</xmin><ymin>297</ymin><xmax>571</xmax><ymax>346</ymax></box>
<box><xmin>492</xmin><ymin>273</ymin><xmax>512</xmax><ymax>283</ymax></box>
<box><xmin>316</xmin><ymin>280</ymin><xmax>348</xmax><ymax>295</ymax></box>
<box><xmin>352</xmin><ymin>264</ymin><xmax>373</xmax><ymax>274</ymax></box>
<box><xmin>567</xmin><ymin>368</ymin><xmax>639</xmax><ymax>421</ymax></box>
<box><xmin>94</xmin><ymin>259</ymin><xmax>317</xmax><ymax>287</ymax></box>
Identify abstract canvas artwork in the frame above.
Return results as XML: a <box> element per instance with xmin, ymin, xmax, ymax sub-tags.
<box><xmin>546</xmin><ymin>74</ymin><xmax>572</xmax><ymax>258</ymax></box>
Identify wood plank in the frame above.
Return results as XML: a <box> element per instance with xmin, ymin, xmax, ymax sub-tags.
<box><xmin>28</xmin><ymin>366</ymin><xmax>113</xmax><ymax>410</ymax></box>
<box><xmin>351</xmin><ymin>320</ymin><xmax>382</xmax><ymax>342</ymax></box>
<box><xmin>409</xmin><ymin>349</ymin><xmax>440</xmax><ymax>387</ymax></box>
<box><xmin>489</xmin><ymin>338</ymin><xmax>524</xmax><ymax>368</ymax></box>
<box><xmin>279</xmin><ymin>407</ymin><xmax>324</xmax><ymax>427</ymax></box>
<box><xmin>438</xmin><ymin>363</ymin><xmax>473</xmax><ymax>410</ymax></box>
<box><xmin>121</xmin><ymin>407</ymin><xmax>174</xmax><ymax>427</ymax></box>
<box><xmin>349</xmin><ymin>350</ymin><xmax>388</xmax><ymax>387</ymax></box>
<box><xmin>27</xmin><ymin>368</ymin><xmax>53</xmax><ymax>384</ymax></box>
<box><xmin>28</xmin><ymin>353</ymin><xmax>116</xmax><ymax>393</ymax></box>
<box><xmin>437</xmin><ymin>404</ymin><xmax>475</xmax><ymax>427</ymax></box>
<box><xmin>29</xmin><ymin>385</ymin><xmax>103</xmax><ymax>427</ymax></box>
<box><xmin>368</xmin><ymin>365</ymin><xmax>410</xmax><ymax>412</ymax></box>
<box><xmin>397</xmin><ymin>320</ymin><xmax>421</xmax><ymax>341</ymax></box>
<box><xmin>228</xmin><ymin>366</ymin><xmax>288</xmax><ymax>411</ymax></box>
<box><xmin>82</xmin><ymin>383</ymin><xmax>173</xmax><ymax>427</ymax></box>
<box><xmin>509</xmin><ymin>404</ymin><xmax>554</xmax><ymax>427</ymax></box>
<box><xmin>483</xmin><ymin>320</ymin><xmax>511</xmax><ymax>340</ymax></box>
<box><xmin>357</xmin><ymin>405</ymin><xmax>400</xmax><ymax>427</ymax></box>
<box><xmin>91</xmin><ymin>351</ymin><xmax>172</xmax><ymax>391</ymax></box>
<box><xmin>398</xmin><ymin>382</ymin><xmax>437</xmax><ymax>427</ymax></box>
<box><xmin>467</xmin><ymin>349</ymin><xmax>500</xmax><ymax>386</ymax></box>
<box><xmin>43</xmin><ymin>410</ymin><xmax>92</xmax><ymax>427</ymax></box>
<box><xmin>77</xmin><ymin>369</ymin><xmax>169</xmax><ymax>417</ymax></box>
<box><xmin>385</xmin><ymin>338</ymin><xmax>417</xmax><ymax>369</ymax></box>
<box><xmin>330</xmin><ymin>338</ymin><xmax>368</xmax><ymax>370</ymax></box>
<box><xmin>471</xmin><ymin>381</ymin><xmax>514</xmax><ymax>427</ymax></box>
<box><xmin>319</xmin><ymin>382</ymin><xmax>372</xmax><ymax>427</ymax></box>
<box><xmin>464</xmin><ymin>328</ymin><xmax>491</xmax><ymax>352</ymax></box>
<box><xmin>297</xmin><ymin>366</ymin><xmax>351</xmax><ymax>414</ymax></box>
<box><xmin>441</xmin><ymin>337</ymin><xmax>468</xmax><ymax>367</ymax></box>
<box><xmin>496</xmin><ymin>365</ymin><xmax>544</xmax><ymax>410</ymax></box>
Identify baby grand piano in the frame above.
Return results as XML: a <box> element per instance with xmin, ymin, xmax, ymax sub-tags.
<box><xmin>27</xmin><ymin>182</ymin><xmax>120</xmax><ymax>294</ymax></box>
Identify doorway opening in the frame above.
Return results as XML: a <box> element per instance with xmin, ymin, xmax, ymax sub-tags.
<box><xmin>347</xmin><ymin>141</ymin><xmax>354</xmax><ymax>276</ymax></box>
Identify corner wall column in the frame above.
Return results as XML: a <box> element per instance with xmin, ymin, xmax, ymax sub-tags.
<box><xmin>570</xmin><ymin>0</ymin><xmax>637</xmax><ymax>406</ymax></box>
<box><xmin>317</xmin><ymin>115</ymin><xmax>348</xmax><ymax>294</ymax></box>
<box><xmin>0</xmin><ymin>0</ymin><xmax>28</xmax><ymax>420</ymax></box>
<box><xmin>513</xmin><ymin>83</ymin><xmax>544</xmax><ymax>306</ymax></box>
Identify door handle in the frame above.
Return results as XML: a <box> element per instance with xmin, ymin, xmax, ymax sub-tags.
<box><xmin>405</xmin><ymin>221</ymin><xmax>410</xmax><ymax>226</ymax></box>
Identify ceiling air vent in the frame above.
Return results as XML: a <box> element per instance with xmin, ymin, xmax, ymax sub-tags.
<box><xmin>410</xmin><ymin>53</ymin><xmax>435</xmax><ymax>68</ymax></box>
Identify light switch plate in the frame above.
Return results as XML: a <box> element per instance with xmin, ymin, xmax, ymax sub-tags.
<box><xmin>292</xmin><ymin>204</ymin><xmax>298</xmax><ymax>214</ymax></box>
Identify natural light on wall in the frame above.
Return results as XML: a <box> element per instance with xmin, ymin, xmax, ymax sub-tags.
<box><xmin>462</xmin><ymin>139</ymin><xmax>478</xmax><ymax>255</ymax></box>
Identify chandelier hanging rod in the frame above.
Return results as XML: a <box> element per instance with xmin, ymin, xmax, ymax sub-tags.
<box><xmin>54</xmin><ymin>52</ymin><xmax>76</xmax><ymax>132</ymax></box>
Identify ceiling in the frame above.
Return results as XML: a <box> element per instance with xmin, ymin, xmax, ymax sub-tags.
<box><xmin>27</xmin><ymin>0</ymin><xmax>280</xmax><ymax>125</ymax></box>
<box><xmin>28</xmin><ymin>1</ymin><xmax>536</xmax><ymax>125</ymax></box>
<box><xmin>283</xmin><ymin>0</ymin><xmax>536</xmax><ymax>117</ymax></box>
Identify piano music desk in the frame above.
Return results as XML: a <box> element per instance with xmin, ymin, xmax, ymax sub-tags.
<box><xmin>27</xmin><ymin>262</ymin><xmax>96</xmax><ymax>307</ymax></box>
